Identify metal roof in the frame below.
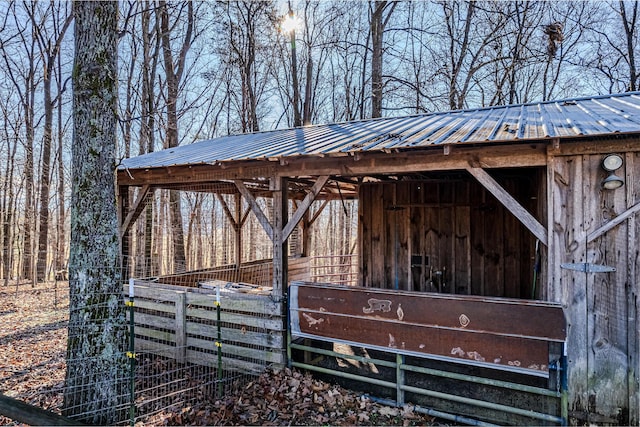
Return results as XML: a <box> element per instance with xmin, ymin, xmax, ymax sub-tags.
<box><xmin>120</xmin><ymin>92</ymin><xmax>640</xmax><ymax>170</ymax></box>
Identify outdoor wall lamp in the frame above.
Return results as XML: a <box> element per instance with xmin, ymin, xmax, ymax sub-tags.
<box><xmin>601</xmin><ymin>154</ymin><xmax>624</xmax><ymax>190</ymax></box>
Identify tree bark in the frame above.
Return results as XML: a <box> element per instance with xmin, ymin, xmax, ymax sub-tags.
<box><xmin>30</xmin><ymin>3</ymin><xmax>72</xmax><ymax>282</ymax></box>
<box><xmin>159</xmin><ymin>0</ymin><xmax>192</xmax><ymax>272</ymax></box>
<box><xmin>63</xmin><ymin>2</ymin><xmax>128</xmax><ymax>424</ymax></box>
<box><xmin>370</xmin><ymin>0</ymin><xmax>396</xmax><ymax>118</ymax></box>
<box><xmin>619</xmin><ymin>0</ymin><xmax>638</xmax><ymax>91</ymax></box>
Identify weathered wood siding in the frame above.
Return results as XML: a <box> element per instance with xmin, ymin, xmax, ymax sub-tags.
<box><xmin>549</xmin><ymin>150</ymin><xmax>640</xmax><ymax>424</ymax></box>
<box><xmin>358</xmin><ymin>171</ymin><xmax>541</xmax><ymax>298</ymax></box>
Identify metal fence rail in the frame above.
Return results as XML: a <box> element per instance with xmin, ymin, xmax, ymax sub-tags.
<box><xmin>289</xmin><ymin>340</ymin><xmax>567</xmax><ymax>426</ymax></box>
<box><xmin>288</xmin><ymin>281</ymin><xmax>568</xmax><ymax>426</ymax></box>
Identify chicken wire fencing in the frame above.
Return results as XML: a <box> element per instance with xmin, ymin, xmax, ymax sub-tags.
<box><xmin>1</xmin><ymin>274</ymin><xmax>279</xmax><ymax>426</ymax></box>
<box><xmin>1</xmin><ymin>179</ymin><xmax>358</xmax><ymax>425</ymax></box>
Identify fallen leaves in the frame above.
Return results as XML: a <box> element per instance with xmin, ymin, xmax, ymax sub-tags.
<box><xmin>143</xmin><ymin>366</ymin><xmax>439</xmax><ymax>426</ymax></box>
<box><xmin>0</xmin><ymin>282</ymin><xmax>69</xmax><ymax>424</ymax></box>
<box><xmin>1</xmin><ymin>282</ymin><xmax>442</xmax><ymax>426</ymax></box>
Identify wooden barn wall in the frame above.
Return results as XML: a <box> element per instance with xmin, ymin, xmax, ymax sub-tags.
<box><xmin>549</xmin><ymin>150</ymin><xmax>639</xmax><ymax>424</ymax></box>
<box><xmin>358</xmin><ymin>171</ymin><xmax>540</xmax><ymax>298</ymax></box>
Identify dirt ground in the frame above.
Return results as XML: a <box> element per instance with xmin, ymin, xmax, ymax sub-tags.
<box><xmin>0</xmin><ymin>282</ymin><xmax>444</xmax><ymax>426</ymax></box>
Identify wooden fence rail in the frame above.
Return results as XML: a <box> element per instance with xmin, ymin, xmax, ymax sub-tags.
<box><xmin>125</xmin><ymin>280</ymin><xmax>285</xmax><ymax>374</ymax></box>
<box><xmin>0</xmin><ymin>393</ymin><xmax>83</xmax><ymax>426</ymax></box>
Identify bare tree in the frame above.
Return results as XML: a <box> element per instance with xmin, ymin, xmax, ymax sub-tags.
<box><xmin>370</xmin><ymin>0</ymin><xmax>396</xmax><ymax>118</ymax></box>
<box><xmin>158</xmin><ymin>0</ymin><xmax>194</xmax><ymax>272</ymax></box>
<box><xmin>619</xmin><ymin>0</ymin><xmax>639</xmax><ymax>91</ymax></box>
<box><xmin>588</xmin><ymin>0</ymin><xmax>640</xmax><ymax>92</ymax></box>
<box><xmin>1</xmin><ymin>2</ymin><xmax>41</xmax><ymax>284</ymax></box>
<box><xmin>63</xmin><ymin>1</ymin><xmax>127</xmax><ymax>424</ymax></box>
<box><xmin>219</xmin><ymin>1</ymin><xmax>276</xmax><ymax>132</ymax></box>
<box><xmin>27</xmin><ymin>1</ymin><xmax>73</xmax><ymax>282</ymax></box>
<box><xmin>140</xmin><ymin>0</ymin><xmax>161</xmax><ymax>277</ymax></box>
<box><xmin>0</xmin><ymin>88</ymin><xmax>21</xmax><ymax>286</ymax></box>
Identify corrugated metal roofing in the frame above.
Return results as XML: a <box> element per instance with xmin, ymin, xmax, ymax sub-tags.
<box><xmin>120</xmin><ymin>92</ymin><xmax>640</xmax><ymax>170</ymax></box>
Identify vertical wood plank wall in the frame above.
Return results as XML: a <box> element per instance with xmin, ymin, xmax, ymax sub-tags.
<box><xmin>550</xmin><ymin>150</ymin><xmax>639</xmax><ymax>424</ymax></box>
<box><xmin>358</xmin><ymin>171</ymin><xmax>539</xmax><ymax>298</ymax></box>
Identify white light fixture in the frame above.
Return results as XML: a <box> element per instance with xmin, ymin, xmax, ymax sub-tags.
<box><xmin>602</xmin><ymin>173</ymin><xmax>624</xmax><ymax>190</ymax></box>
<box><xmin>602</xmin><ymin>154</ymin><xmax>623</xmax><ymax>172</ymax></box>
<box><xmin>601</xmin><ymin>154</ymin><xmax>624</xmax><ymax>190</ymax></box>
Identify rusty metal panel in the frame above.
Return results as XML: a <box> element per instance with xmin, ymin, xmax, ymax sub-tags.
<box><xmin>290</xmin><ymin>282</ymin><xmax>566</xmax><ymax>376</ymax></box>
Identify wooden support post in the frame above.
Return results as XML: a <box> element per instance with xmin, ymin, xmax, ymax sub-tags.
<box><xmin>272</xmin><ymin>177</ymin><xmax>288</xmax><ymax>297</ymax></box>
<box><xmin>235</xmin><ymin>180</ymin><xmax>274</xmax><ymax>240</ymax></box>
<box><xmin>119</xmin><ymin>185</ymin><xmax>131</xmax><ymax>279</ymax></box>
<box><xmin>626</xmin><ymin>152</ymin><xmax>639</xmax><ymax>425</ymax></box>
<box><xmin>120</xmin><ymin>184</ymin><xmax>151</xmax><ymax>239</ymax></box>
<box><xmin>235</xmin><ymin>193</ymin><xmax>242</xmax><ymax>266</ymax></box>
<box><xmin>282</xmin><ymin>175</ymin><xmax>329</xmax><ymax>241</ymax></box>
<box><xmin>546</xmin><ymin>150</ymin><xmax>555</xmax><ymax>302</ymax></box>
<box><xmin>175</xmin><ymin>291</ymin><xmax>187</xmax><ymax>363</ymax></box>
<box><xmin>302</xmin><ymin>210</ymin><xmax>310</xmax><ymax>257</ymax></box>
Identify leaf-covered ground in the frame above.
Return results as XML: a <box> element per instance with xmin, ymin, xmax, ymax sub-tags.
<box><xmin>143</xmin><ymin>366</ymin><xmax>443</xmax><ymax>426</ymax></box>
<box><xmin>0</xmin><ymin>282</ymin><xmax>444</xmax><ymax>426</ymax></box>
<box><xmin>0</xmin><ymin>281</ymin><xmax>68</xmax><ymax>426</ymax></box>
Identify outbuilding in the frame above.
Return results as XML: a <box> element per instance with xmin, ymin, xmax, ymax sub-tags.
<box><xmin>118</xmin><ymin>92</ymin><xmax>640</xmax><ymax>425</ymax></box>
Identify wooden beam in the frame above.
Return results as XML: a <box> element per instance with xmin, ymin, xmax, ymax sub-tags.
<box><xmin>235</xmin><ymin>180</ymin><xmax>273</xmax><ymax>240</ymax></box>
<box><xmin>309</xmin><ymin>199</ymin><xmax>330</xmax><ymax>226</ymax></box>
<box><xmin>116</xmin><ymin>143</ymin><xmax>548</xmax><ymax>186</ymax></box>
<box><xmin>240</xmin><ymin>205</ymin><xmax>251</xmax><ymax>227</ymax></box>
<box><xmin>466</xmin><ymin>166</ymin><xmax>548</xmax><ymax>246</ymax></box>
<box><xmin>272</xmin><ymin>177</ymin><xmax>288</xmax><ymax>296</ymax></box>
<box><xmin>586</xmin><ymin>200</ymin><xmax>640</xmax><ymax>243</ymax></box>
<box><xmin>120</xmin><ymin>184</ymin><xmax>150</xmax><ymax>239</ymax></box>
<box><xmin>282</xmin><ymin>175</ymin><xmax>329</xmax><ymax>241</ymax></box>
<box><xmin>546</xmin><ymin>153</ymin><xmax>556</xmax><ymax>301</ymax></box>
<box><xmin>116</xmin><ymin>137</ymin><xmax>640</xmax><ymax>188</ymax></box>
<box><xmin>0</xmin><ymin>393</ymin><xmax>84</xmax><ymax>426</ymax></box>
<box><xmin>215</xmin><ymin>193</ymin><xmax>239</xmax><ymax>230</ymax></box>
<box><xmin>235</xmin><ymin>193</ymin><xmax>242</xmax><ymax>266</ymax></box>
<box><xmin>119</xmin><ymin>185</ymin><xmax>131</xmax><ymax>276</ymax></box>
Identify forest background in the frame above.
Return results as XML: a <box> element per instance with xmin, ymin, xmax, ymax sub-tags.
<box><xmin>0</xmin><ymin>0</ymin><xmax>638</xmax><ymax>285</ymax></box>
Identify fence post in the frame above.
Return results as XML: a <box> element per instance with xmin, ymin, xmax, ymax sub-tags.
<box><xmin>126</xmin><ymin>278</ymin><xmax>136</xmax><ymax>426</ymax></box>
<box><xmin>396</xmin><ymin>353</ymin><xmax>405</xmax><ymax>406</ymax></box>
<box><xmin>175</xmin><ymin>291</ymin><xmax>187</xmax><ymax>363</ymax></box>
<box><xmin>215</xmin><ymin>287</ymin><xmax>223</xmax><ymax>398</ymax></box>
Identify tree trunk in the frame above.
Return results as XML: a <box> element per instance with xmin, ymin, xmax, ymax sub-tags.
<box><xmin>63</xmin><ymin>2</ymin><xmax>128</xmax><ymax>424</ymax></box>
<box><xmin>31</xmin><ymin>3</ymin><xmax>72</xmax><ymax>282</ymax></box>
<box><xmin>36</xmin><ymin>69</ymin><xmax>53</xmax><ymax>282</ymax></box>
<box><xmin>370</xmin><ymin>1</ymin><xmax>385</xmax><ymax>118</ymax></box>
<box><xmin>370</xmin><ymin>0</ymin><xmax>396</xmax><ymax>118</ymax></box>
<box><xmin>289</xmin><ymin>7</ymin><xmax>302</xmax><ymax>127</ymax></box>
<box><xmin>620</xmin><ymin>0</ymin><xmax>638</xmax><ymax>91</ymax></box>
<box><xmin>1</xmin><ymin>134</ymin><xmax>18</xmax><ymax>285</ymax></box>
<box><xmin>159</xmin><ymin>0</ymin><xmax>192</xmax><ymax>272</ymax></box>
<box><xmin>22</xmin><ymin>87</ymin><xmax>35</xmax><ymax>284</ymax></box>
<box><xmin>140</xmin><ymin>1</ymin><xmax>159</xmax><ymax>277</ymax></box>
<box><xmin>56</xmin><ymin>50</ymin><xmax>66</xmax><ymax>276</ymax></box>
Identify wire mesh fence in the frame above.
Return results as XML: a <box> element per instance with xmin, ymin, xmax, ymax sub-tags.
<box><xmin>0</xmin><ymin>277</ymin><xmax>280</xmax><ymax>425</ymax></box>
<box><xmin>1</xmin><ymin>179</ymin><xmax>359</xmax><ymax>425</ymax></box>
